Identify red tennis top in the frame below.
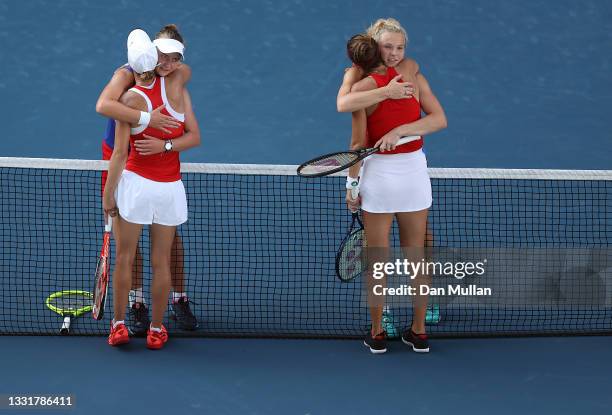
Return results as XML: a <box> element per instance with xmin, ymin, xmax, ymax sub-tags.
<box><xmin>125</xmin><ymin>76</ymin><xmax>184</xmax><ymax>182</ymax></box>
<box><xmin>366</xmin><ymin>66</ymin><xmax>423</xmax><ymax>154</ymax></box>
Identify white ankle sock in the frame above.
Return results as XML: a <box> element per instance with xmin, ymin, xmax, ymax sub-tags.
<box><xmin>149</xmin><ymin>324</ymin><xmax>162</xmax><ymax>333</ymax></box>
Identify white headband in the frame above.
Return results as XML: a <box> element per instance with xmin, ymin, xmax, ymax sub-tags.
<box><xmin>153</xmin><ymin>38</ymin><xmax>185</xmax><ymax>58</ymax></box>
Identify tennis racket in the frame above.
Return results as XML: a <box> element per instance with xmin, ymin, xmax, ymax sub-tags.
<box><xmin>45</xmin><ymin>290</ymin><xmax>93</xmax><ymax>335</ymax></box>
<box><xmin>297</xmin><ymin>136</ymin><xmax>421</xmax><ymax>178</ymax></box>
<box><xmin>335</xmin><ymin>212</ymin><xmax>366</xmax><ymax>282</ymax></box>
<box><xmin>335</xmin><ymin>185</ymin><xmax>366</xmax><ymax>282</ymax></box>
<box><xmin>92</xmin><ymin>216</ymin><xmax>112</xmax><ymax>320</ymax></box>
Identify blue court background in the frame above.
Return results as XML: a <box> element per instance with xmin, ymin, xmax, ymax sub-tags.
<box><xmin>0</xmin><ymin>1</ymin><xmax>611</xmax><ymax>414</ymax></box>
<box><xmin>0</xmin><ymin>0</ymin><xmax>610</xmax><ymax>169</ymax></box>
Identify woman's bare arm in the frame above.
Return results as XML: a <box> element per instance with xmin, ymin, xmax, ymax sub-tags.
<box><xmin>96</xmin><ymin>66</ymin><xmax>181</xmax><ymax>133</ymax></box>
<box><xmin>374</xmin><ymin>73</ymin><xmax>447</xmax><ymax>149</ymax></box>
<box><xmin>132</xmin><ymin>88</ymin><xmax>201</xmax><ymax>155</ymax></box>
<box><xmin>102</xmin><ymin>92</ymin><xmax>143</xmax><ymax>217</ymax></box>
<box><xmin>337</xmin><ymin>72</ymin><xmax>414</xmax><ymax>112</ymax></box>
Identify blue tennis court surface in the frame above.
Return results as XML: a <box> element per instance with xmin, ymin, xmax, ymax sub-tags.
<box><xmin>1</xmin><ymin>336</ymin><xmax>611</xmax><ymax>414</ymax></box>
<box><xmin>1</xmin><ymin>0</ymin><xmax>611</xmax><ymax>169</ymax></box>
<box><xmin>1</xmin><ymin>0</ymin><xmax>611</xmax><ymax>413</ymax></box>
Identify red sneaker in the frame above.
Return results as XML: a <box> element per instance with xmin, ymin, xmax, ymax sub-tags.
<box><xmin>108</xmin><ymin>322</ymin><xmax>130</xmax><ymax>346</ymax></box>
<box><xmin>146</xmin><ymin>324</ymin><xmax>168</xmax><ymax>350</ymax></box>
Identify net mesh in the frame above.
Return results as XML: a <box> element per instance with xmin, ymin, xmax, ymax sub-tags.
<box><xmin>1</xmin><ymin>157</ymin><xmax>611</xmax><ymax>338</ymax></box>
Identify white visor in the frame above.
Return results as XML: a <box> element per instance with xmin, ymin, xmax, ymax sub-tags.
<box><xmin>154</xmin><ymin>38</ymin><xmax>185</xmax><ymax>59</ymax></box>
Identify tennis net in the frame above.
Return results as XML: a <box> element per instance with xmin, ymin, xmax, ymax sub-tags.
<box><xmin>0</xmin><ymin>157</ymin><xmax>611</xmax><ymax>338</ymax></box>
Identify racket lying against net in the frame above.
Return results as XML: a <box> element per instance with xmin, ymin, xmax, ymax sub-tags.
<box><xmin>335</xmin><ymin>187</ymin><xmax>366</xmax><ymax>282</ymax></box>
<box><xmin>45</xmin><ymin>290</ymin><xmax>93</xmax><ymax>335</ymax></box>
<box><xmin>297</xmin><ymin>136</ymin><xmax>421</xmax><ymax>178</ymax></box>
<box><xmin>92</xmin><ymin>217</ymin><xmax>112</xmax><ymax>320</ymax></box>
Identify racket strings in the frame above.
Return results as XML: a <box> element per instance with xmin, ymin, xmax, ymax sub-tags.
<box><xmin>92</xmin><ymin>256</ymin><xmax>109</xmax><ymax>320</ymax></box>
<box><xmin>299</xmin><ymin>152</ymin><xmax>359</xmax><ymax>176</ymax></box>
<box><xmin>337</xmin><ymin>230</ymin><xmax>366</xmax><ymax>281</ymax></box>
<box><xmin>48</xmin><ymin>293</ymin><xmax>91</xmax><ymax>313</ymax></box>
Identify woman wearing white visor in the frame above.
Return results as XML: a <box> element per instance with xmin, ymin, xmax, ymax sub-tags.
<box><xmin>103</xmin><ymin>29</ymin><xmax>193</xmax><ymax>350</ymax></box>
<box><xmin>96</xmin><ymin>25</ymin><xmax>200</xmax><ymax>336</ymax></box>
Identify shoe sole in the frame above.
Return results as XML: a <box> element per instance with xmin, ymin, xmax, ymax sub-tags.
<box><xmin>147</xmin><ymin>331</ymin><xmax>168</xmax><ymax>350</ymax></box>
<box><xmin>363</xmin><ymin>340</ymin><xmax>387</xmax><ymax>354</ymax></box>
<box><xmin>146</xmin><ymin>337</ymin><xmax>168</xmax><ymax>350</ymax></box>
<box><xmin>108</xmin><ymin>338</ymin><xmax>130</xmax><ymax>347</ymax></box>
<box><xmin>401</xmin><ymin>337</ymin><xmax>430</xmax><ymax>353</ymax></box>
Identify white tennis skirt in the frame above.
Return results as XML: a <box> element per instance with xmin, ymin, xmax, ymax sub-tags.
<box><xmin>359</xmin><ymin>150</ymin><xmax>432</xmax><ymax>213</ymax></box>
<box><xmin>116</xmin><ymin>170</ymin><xmax>187</xmax><ymax>226</ymax></box>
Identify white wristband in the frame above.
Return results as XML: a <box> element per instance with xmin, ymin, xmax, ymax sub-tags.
<box><xmin>345</xmin><ymin>176</ymin><xmax>359</xmax><ymax>190</ymax></box>
<box><xmin>138</xmin><ymin>111</ymin><xmax>151</xmax><ymax>127</ymax></box>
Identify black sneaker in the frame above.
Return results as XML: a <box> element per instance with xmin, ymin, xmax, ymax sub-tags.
<box><xmin>128</xmin><ymin>302</ymin><xmax>150</xmax><ymax>337</ymax></box>
<box><xmin>401</xmin><ymin>329</ymin><xmax>430</xmax><ymax>353</ymax></box>
<box><xmin>363</xmin><ymin>331</ymin><xmax>387</xmax><ymax>354</ymax></box>
<box><xmin>170</xmin><ymin>296</ymin><xmax>198</xmax><ymax>330</ymax></box>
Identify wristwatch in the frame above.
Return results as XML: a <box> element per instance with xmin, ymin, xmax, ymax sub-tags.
<box><xmin>164</xmin><ymin>140</ymin><xmax>173</xmax><ymax>152</ymax></box>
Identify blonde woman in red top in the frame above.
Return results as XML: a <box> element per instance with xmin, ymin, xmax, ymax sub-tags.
<box><xmin>338</xmin><ymin>19</ymin><xmax>447</xmax><ymax>354</ymax></box>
